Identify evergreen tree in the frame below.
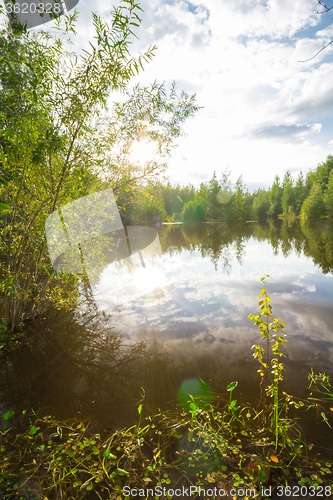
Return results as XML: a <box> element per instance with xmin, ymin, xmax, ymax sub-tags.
<box><xmin>281</xmin><ymin>171</ymin><xmax>294</xmax><ymax>215</ymax></box>
<box><xmin>268</xmin><ymin>176</ymin><xmax>282</xmax><ymax>217</ymax></box>
<box><xmin>216</xmin><ymin>169</ymin><xmax>233</xmax><ymax>220</ymax></box>
<box><xmin>231</xmin><ymin>175</ymin><xmax>246</xmax><ymax>220</ymax></box>
<box><xmin>294</xmin><ymin>172</ymin><xmax>305</xmax><ymax>215</ymax></box>
<box><xmin>207</xmin><ymin>171</ymin><xmax>221</xmax><ymax>220</ymax></box>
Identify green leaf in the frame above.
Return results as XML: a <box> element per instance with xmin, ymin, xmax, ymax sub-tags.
<box><xmin>138</xmin><ymin>404</ymin><xmax>142</xmax><ymax>415</ymax></box>
<box><xmin>3</xmin><ymin>410</ymin><xmax>14</xmax><ymax>421</ymax></box>
<box><xmin>226</xmin><ymin>381</ymin><xmax>238</xmax><ymax>392</ymax></box>
<box><xmin>104</xmin><ymin>449</ymin><xmax>116</xmax><ymax>460</ymax></box>
<box><xmin>0</xmin><ymin>203</ymin><xmax>11</xmax><ymax>212</ymax></box>
<box><xmin>29</xmin><ymin>425</ymin><xmax>37</xmax><ymax>436</ymax></box>
<box><xmin>116</xmin><ymin>468</ymin><xmax>129</xmax><ymax>476</ymax></box>
<box><xmin>230</xmin><ymin>400</ymin><xmax>239</xmax><ymax>410</ymax></box>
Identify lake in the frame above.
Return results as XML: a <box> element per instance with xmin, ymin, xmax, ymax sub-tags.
<box><xmin>1</xmin><ymin>219</ymin><xmax>333</xmax><ymax>456</ymax></box>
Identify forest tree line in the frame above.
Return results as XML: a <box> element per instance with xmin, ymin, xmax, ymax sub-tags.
<box><xmin>119</xmin><ymin>155</ymin><xmax>333</xmax><ymax>224</ymax></box>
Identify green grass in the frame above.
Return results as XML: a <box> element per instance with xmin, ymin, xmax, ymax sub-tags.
<box><xmin>0</xmin><ymin>396</ymin><xmax>332</xmax><ymax>499</ymax></box>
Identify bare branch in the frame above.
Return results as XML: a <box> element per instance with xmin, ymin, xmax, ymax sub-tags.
<box><xmin>298</xmin><ymin>39</ymin><xmax>333</xmax><ymax>62</ymax></box>
<box><xmin>317</xmin><ymin>1</ymin><xmax>333</xmax><ymax>14</ymax></box>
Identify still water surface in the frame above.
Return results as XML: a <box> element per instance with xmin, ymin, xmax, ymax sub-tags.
<box><xmin>1</xmin><ymin>220</ymin><xmax>333</xmax><ymax>454</ymax></box>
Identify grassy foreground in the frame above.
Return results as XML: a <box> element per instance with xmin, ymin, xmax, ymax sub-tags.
<box><xmin>0</xmin><ymin>400</ymin><xmax>332</xmax><ymax>500</ymax></box>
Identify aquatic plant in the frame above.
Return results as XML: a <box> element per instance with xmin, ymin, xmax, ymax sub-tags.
<box><xmin>226</xmin><ymin>380</ymin><xmax>239</xmax><ymax>421</ymax></box>
<box><xmin>308</xmin><ymin>368</ymin><xmax>333</xmax><ymax>428</ymax></box>
<box><xmin>248</xmin><ymin>275</ymin><xmax>289</xmax><ymax>450</ymax></box>
<box><xmin>248</xmin><ymin>274</ymin><xmax>304</xmax><ymax>450</ymax></box>
<box><xmin>308</xmin><ymin>369</ymin><xmax>333</xmax><ymax>404</ymax></box>
<box><xmin>1</xmin><ymin>399</ymin><xmax>332</xmax><ymax>499</ymax></box>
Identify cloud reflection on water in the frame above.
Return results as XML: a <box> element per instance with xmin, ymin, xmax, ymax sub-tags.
<box><xmin>91</xmin><ymin>223</ymin><xmax>333</xmax><ymax>376</ymax></box>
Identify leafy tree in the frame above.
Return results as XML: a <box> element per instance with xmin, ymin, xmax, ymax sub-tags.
<box><xmin>216</xmin><ymin>169</ymin><xmax>233</xmax><ymax>220</ymax></box>
<box><xmin>268</xmin><ymin>176</ymin><xmax>282</xmax><ymax>218</ymax></box>
<box><xmin>324</xmin><ymin>169</ymin><xmax>333</xmax><ymax>219</ymax></box>
<box><xmin>122</xmin><ymin>184</ymin><xmax>167</xmax><ymax>224</ymax></box>
<box><xmin>313</xmin><ymin>155</ymin><xmax>333</xmax><ymax>190</ymax></box>
<box><xmin>180</xmin><ymin>170</ymin><xmax>248</xmax><ymax>222</ymax></box>
<box><xmin>300</xmin><ymin>183</ymin><xmax>325</xmax><ymax>219</ymax></box>
<box><xmin>181</xmin><ymin>199</ymin><xmax>206</xmax><ymax>223</ymax></box>
<box><xmin>304</xmin><ymin>169</ymin><xmax>316</xmax><ymax>199</ymax></box>
<box><xmin>194</xmin><ymin>182</ymin><xmax>210</xmax><ymax>220</ymax></box>
<box><xmin>0</xmin><ymin>2</ymin><xmax>199</xmax><ymax>333</ymax></box>
<box><xmin>281</xmin><ymin>171</ymin><xmax>294</xmax><ymax>215</ymax></box>
<box><xmin>253</xmin><ymin>189</ymin><xmax>270</xmax><ymax>219</ymax></box>
<box><xmin>244</xmin><ymin>191</ymin><xmax>255</xmax><ymax>220</ymax></box>
<box><xmin>304</xmin><ymin>156</ymin><xmax>333</xmax><ymax>201</ymax></box>
<box><xmin>161</xmin><ymin>182</ymin><xmax>195</xmax><ymax>221</ymax></box>
<box><xmin>294</xmin><ymin>172</ymin><xmax>305</xmax><ymax>215</ymax></box>
<box><xmin>231</xmin><ymin>175</ymin><xmax>247</xmax><ymax>220</ymax></box>
<box><xmin>207</xmin><ymin>171</ymin><xmax>221</xmax><ymax>221</ymax></box>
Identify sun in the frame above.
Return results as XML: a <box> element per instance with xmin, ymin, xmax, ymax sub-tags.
<box><xmin>130</xmin><ymin>140</ymin><xmax>156</xmax><ymax>165</ymax></box>
<box><xmin>131</xmin><ymin>266</ymin><xmax>166</xmax><ymax>293</ymax></box>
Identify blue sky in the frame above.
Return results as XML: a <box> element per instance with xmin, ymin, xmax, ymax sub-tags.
<box><xmin>2</xmin><ymin>0</ymin><xmax>333</xmax><ymax>191</ymax></box>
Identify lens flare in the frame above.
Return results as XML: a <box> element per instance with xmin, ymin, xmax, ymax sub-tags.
<box><xmin>177</xmin><ymin>378</ymin><xmax>213</xmax><ymax>411</ymax></box>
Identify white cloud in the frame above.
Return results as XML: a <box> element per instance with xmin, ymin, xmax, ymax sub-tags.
<box><xmin>110</xmin><ymin>0</ymin><xmax>332</xmax><ymax>187</ymax></box>
<box><xmin>2</xmin><ymin>0</ymin><xmax>333</xmax><ymax>188</ymax></box>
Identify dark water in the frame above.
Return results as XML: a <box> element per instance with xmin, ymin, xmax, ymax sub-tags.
<box><xmin>1</xmin><ymin>220</ymin><xmax>333</xmax><ymax>455</ymax></box>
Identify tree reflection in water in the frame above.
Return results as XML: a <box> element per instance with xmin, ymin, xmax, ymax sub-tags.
<box><xmin>0</xmin><ymin>306</ymin><xmax>170</xmax><ymax>430</ymax></box>
<box><xmin>159</xmin><ymin>219</ymin><xmax>333</xmax><ymax>275</ymax></box>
